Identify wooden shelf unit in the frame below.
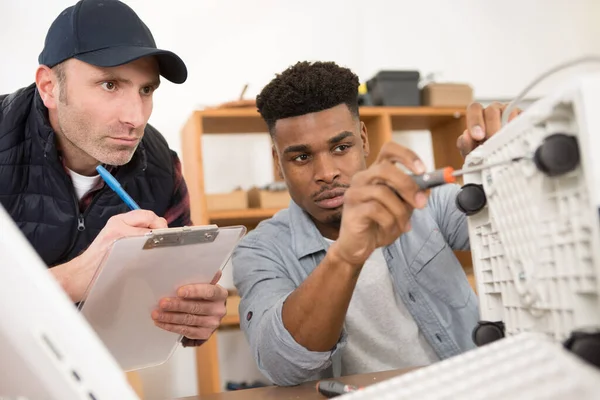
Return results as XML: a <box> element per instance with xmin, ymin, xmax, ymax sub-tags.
<box><xmin>181</xmin><ymin>106</ymin><xmax>470</xmax><ymax>396</ymax></box>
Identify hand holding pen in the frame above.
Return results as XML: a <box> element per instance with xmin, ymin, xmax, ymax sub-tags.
<box><xmin>53</xmin><ymin>166</ymin><xmax>166</xmax><ymax>302</ymax></box>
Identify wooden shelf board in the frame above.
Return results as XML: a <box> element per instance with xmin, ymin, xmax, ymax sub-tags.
<box><xmin>390</xmin><ymin>114</ymin><xmax>461</xmax><ymax>131</ymax></box>
<box><xmin>195</xmin><ymin>108</ymin><xmax>261</xmax><ymax>118</ymax></box>
<box><xmin>196</xmin><ymin>106</ymin><xmax>465</xmax><ymax>118</ymax></box>
<box><xmin>360</xmin><ymin>106</ymin><xmax>465</xmax><ymax>117</ymax></box>
<box><xmin>194</xmin><ymin>107</ymin><xmax>466</xmax><ymax>134</ymax></box>
<box><xmin>208</xmin><ymin>208</ymin><xmax>281</xmax><ymax>226</ymax></box>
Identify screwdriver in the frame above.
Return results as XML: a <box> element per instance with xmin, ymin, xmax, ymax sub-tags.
<box><xmin>316</xmin><ymin>380</ymin><xmax>362</xmax><ymax>397</ymax></box>
<box><xmin>409</xmin><ymin>156</ymin><xmax>525</xmax><ymax>190</ymax></box>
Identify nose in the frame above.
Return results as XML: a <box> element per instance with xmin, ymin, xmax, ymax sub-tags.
<box><xmin>119</xmin><ymin>91</ymin><xmax>147</xmax><ymax>129</ymax></box>
<box><xmin>313</xmin><ymin>153</ymin><xmax>340</xmax><ymax>184</ymax></box>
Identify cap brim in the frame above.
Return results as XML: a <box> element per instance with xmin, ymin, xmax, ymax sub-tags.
<box><xmin>75</xmin><ymin>46</ymin><xmax>188</xmax><ymax>84</ymax></box>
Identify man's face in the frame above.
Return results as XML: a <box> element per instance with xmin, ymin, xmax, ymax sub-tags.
<box><xmin>272</xmin><ymin>104</ymin><xmax>369</xmax><ymax>233</ymax></box>
<box><xmin>53</xmin><ymin>57</ymin><xmax>160</xmax><ymax>168</ymax></box>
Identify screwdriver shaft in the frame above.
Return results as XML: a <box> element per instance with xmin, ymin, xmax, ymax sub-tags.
<box><xmin>451</xmin><ymin>156</ymin><xmax>525</xmax><ymax>178</ymax></box>
<box><xmin>411</xmin><ymin>156</ymin><xmax>525</xmax><ymax>190</ymax></box>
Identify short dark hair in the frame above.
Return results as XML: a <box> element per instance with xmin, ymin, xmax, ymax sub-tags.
<box><xmin>256</xmin><ymin>61</ymin><xmax>360</xmax><ymax>134</ymax></box>
<box><xmin>52</xmin><ymin>62</ymin><xmax>68</xmax><ymax>104</ymax></box>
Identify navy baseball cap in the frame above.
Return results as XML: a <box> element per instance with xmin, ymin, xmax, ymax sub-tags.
<box><xmin>38</xmin><ymin>0</ymin><xmax>187</xmax><ymax>84</ymax></box>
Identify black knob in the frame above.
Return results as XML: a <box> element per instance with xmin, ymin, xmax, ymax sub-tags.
<box><xmin>533</xmin><ymin>133</ymin><xmax>580</xmax><ymax>177</ymax></box>
<box><xmin>472</xmin><ymin>321</ymin><xmax>505</xmax><ymax>346</ymax></box>
<box><xmin>456</xmin><ymin>184</ymin><xmax>487</xmax><ymax>216</ymax></box>
<box><xmin>564</xmin><ymin>330</ymin><xmax>600</xmax><ymax>368</ymax></box>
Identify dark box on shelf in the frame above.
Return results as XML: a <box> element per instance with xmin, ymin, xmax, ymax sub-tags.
<box><xmin>366</xmin><ymin>70</ymin><xmax>421</xmax><ymax>106</ymax></box>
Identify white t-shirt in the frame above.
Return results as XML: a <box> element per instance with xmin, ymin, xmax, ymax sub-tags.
<box><xmin>325</xmin><ymin>238</ymin><xmax>440</xmax><ymax>375</ymax></box>
<box><xmin>66</xmin><ymin>167</ymin><xmax>101</xmax><ymax>200</ymax></box>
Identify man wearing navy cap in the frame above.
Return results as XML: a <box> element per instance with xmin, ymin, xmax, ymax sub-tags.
<box><xmin>0</xmin><ymin>0</ymin><xmax>226</xmax><ymax>346</ymax></box>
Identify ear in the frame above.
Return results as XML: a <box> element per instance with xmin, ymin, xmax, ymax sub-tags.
<box><xmin>272</xmin><ymin>145</ymin><xmax>284</xmax><ymax>180</ymax></box>
<box><xmin>35</xmin><ymin>65</ymin><xmax>59</xmax><ymax>110</ymax></box>
<box><xmin>360</xmin><ymin>121</ymin><xmax>370</xmax><ymax>159</ymax></box>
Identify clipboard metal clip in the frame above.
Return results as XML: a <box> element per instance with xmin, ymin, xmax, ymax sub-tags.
<box><xmin>142</xmin><ymin>226</ymin><xmax>219</xmax><ymax>249</ymax></box>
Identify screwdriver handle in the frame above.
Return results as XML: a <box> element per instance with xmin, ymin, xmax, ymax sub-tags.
<box><xmin>316</xmin><ymin>380</ymin><xmax>360</xmax><ymax>398</ymax></box>
<box><xmin>411</xmin><ymin>167</ymin><xmax>456</xmax><ymax>190</ymax></box>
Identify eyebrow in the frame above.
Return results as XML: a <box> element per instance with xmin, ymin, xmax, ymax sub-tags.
<box><xmin>97</xmin><ymin>72</ymin><xmax>160</xmax><ymax>88</ymax></box>
<box><xmin>283</xmin><ymin>144</ymin><xmax>310</xmax><ymax>155</ymax></box>
<box><xmin>283</xmin><ymin>131</ymin><xmax>355</xmax><ymax>155</ymax></box>
<box><xmin>328</xmin><ymin>131</ymin><xmax>354</xmax><ymax>144</ymax></box>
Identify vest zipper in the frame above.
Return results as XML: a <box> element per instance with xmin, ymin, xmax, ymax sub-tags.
<box><xmin>77</xmin><ymin>214</ymin><xmax>86</xmax><ymax>231</ymax></box>
<box><xmin>60</xmin><ymin>187</ymin><xmax>108</xmax><ymax>263</ymax></box>
<box><xmin>62</xmin><ymin>192</ymin><xmax>84</xmax><ymax>262</ymax></box>
<box><xmin>50</xmin><ymin>160</ymin><xmax>137</xmax><ymax>265</ymax></box>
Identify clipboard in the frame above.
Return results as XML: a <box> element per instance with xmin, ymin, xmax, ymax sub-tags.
<box><xmin>79</xmin><ymin>224</ymin><xmax>246</xmax><ymax>371</ymax></box>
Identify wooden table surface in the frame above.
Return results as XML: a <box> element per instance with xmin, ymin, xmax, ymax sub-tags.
<box><xmin>176</xmin><ymin>368</ymin><xmax>415</xmax><ymax>400</ymax></box>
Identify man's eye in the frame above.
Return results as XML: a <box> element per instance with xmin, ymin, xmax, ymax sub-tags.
<box><xmin>334</xmin><ymin>144</ymin><xmax>350</xmax><ymax>152</ymax></box>
<box><xmin>141</xmin><ymin>86</ymin><xmax>153</xmax><ymax>95</ymax></box>
<box><xmin>293</xmin><ymin>154</ymin><xmax>309</xmax><ymax>162</ymax></box>
<box><xmin>101</xmin><ymin>82</ymin><xmax>116</xmax><ymax>91</ymax></box>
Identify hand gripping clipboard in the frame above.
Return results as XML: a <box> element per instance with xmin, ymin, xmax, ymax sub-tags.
<box><xmin>79</xmin><ymin>224</ymin><xmax>246</xmax><ymax>371</ymax></box>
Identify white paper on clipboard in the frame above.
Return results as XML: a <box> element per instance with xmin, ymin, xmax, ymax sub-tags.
<box><xmin>79</xmin><ymin>224</ymin><xmax>246</xmax><ymax>372</ymax></box>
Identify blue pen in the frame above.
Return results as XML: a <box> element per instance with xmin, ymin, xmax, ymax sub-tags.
<box><xmin>96</xmin><ymin>165</ymin><xmax>141</xmax><ymax>210</ymax></box>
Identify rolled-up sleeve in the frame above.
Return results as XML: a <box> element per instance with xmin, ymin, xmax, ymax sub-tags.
<box><xmin>232</xmin><ymin>234</ymin><xmax>347</xmax><ymax>386</ymax></box>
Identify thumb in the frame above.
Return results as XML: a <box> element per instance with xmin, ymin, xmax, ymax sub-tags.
<box><xmin>120</xmin><ymin>209</ymin><xmax>167</xmax><ymax>229</ymax></box>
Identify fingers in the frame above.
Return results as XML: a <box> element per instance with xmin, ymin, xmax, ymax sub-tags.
<box><xmin>210</xmin><ymin>270</ymin><xmax>222</xmax><ymax>285</ymax></box>
<box><xmin>508</xmin><ymin>107</ymin><xmax>522</xmax><ymax>122</ymax></box>
<box><xmin>483</xmin><ymin>102</ymin><xmax>504</xmax><ymax>137</ymax></box>
<box><xmin>152</xmin><ymin>309</ymin><xmax>223</xmax><ymax>330</ymax></box>
<box><xmin>125</xmin><ymin>227</ymin><xmax>155</xmax><ymax>237</ymax></box>
<box><xmin>467</xmin><ymin>101</ymin><xmax>514</xmax><ymax>139</ymax></box>
<box><xmin>375</xmin><ymin>142</ymin><xmax>426</xmax><ymax>174</ymax></box>
<box><xmin>115</xmin><ymin>209</ymin><xmax>168</xmax><ymax>229</ymax></box>
<box><xmin>153</xmin><ymin>321</ymin><xmax>217</xmax><ymax>340</ymax></box>
<box><xmin>149</xmin><ymin>216</ymin><xmax>168</xmax><ymax>229</ymax></box>
<box><xmin>348</xmin><ymin>191</ymin><xmax>413</xmax><ymax>234</ymax></box>
<box><xmin>157</xmin><ymin>297</ymin><xmax>227</xmax><ymax>317</ymax></box>
<box><xmin>346</xmin><ymin>184</ymin><xmax>413</xmax><ymax>218</ymax></box>
<box><xmin>462</xmin><ymin>101</ymin><xmax>518</xmax><ymax>158</ymax></box>
<box><xmin>350</xmin><ymin>162</ymin><xmax>426</xmax><ymax>209</ymax></box>
<box><xmin>153</xmin><ymin>289</ymin><xmax>227</xmax><ymax>339</ymax></box>
<box><xmin>176</xmin><ymin>283</ymin><xmax>228</xmax><ymax>301</ymax></box>
<box><xmin>457</xmin><ymin>129</ymin><xmax>476</xmax><ymax>158</ymax></box>
<box><xmin>466</xmin><ymin>102</ymin><xmax>487</xmax><ymax>141</ymax></box>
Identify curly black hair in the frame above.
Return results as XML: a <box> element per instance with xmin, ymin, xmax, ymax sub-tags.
<box><xmin>256</xmin><ymin>61</ymin><xmax>360</xmax><ymax>134</ymax></box>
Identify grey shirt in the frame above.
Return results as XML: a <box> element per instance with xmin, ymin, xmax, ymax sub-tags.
<box><xmin>334</xmin><ymin>246</ymin><xmax>440</xmax><ymax>376</ymax></box>
<box><xmin>232</xmin><ymin>183</ymin><xmax>479</xmax><ymax>386</ymax></box>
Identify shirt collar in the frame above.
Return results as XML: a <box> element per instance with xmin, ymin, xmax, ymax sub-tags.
<box><xmin>287</xmin><ymin>200</ymin><xmax>332</xmax><ymax>259</ymax></box>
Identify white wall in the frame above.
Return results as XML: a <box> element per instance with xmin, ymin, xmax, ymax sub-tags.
<box><xmin>2</xmin><ymin>1</ymin><xmax>599</xmax><ymax>398</ymax></box>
